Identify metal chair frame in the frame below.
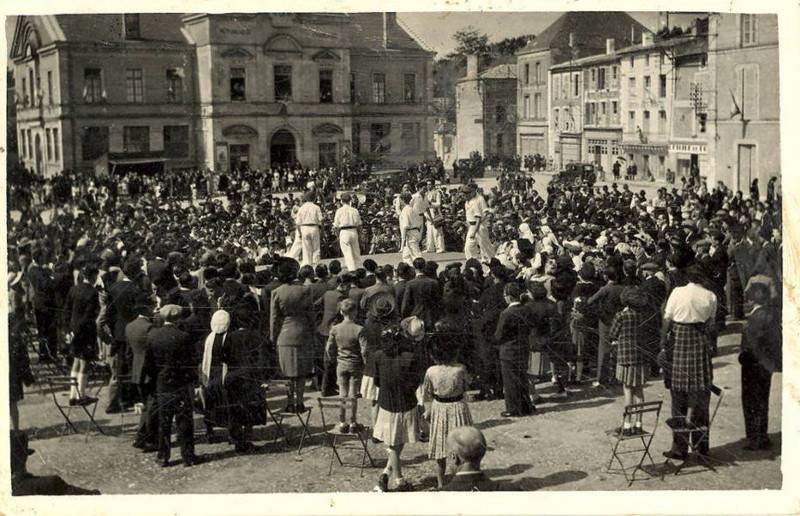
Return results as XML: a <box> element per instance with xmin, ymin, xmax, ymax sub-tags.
<box><xmin>605</xmin><ymin>400</ymin><xmax>663</xmax><ymax>486</ymax></box>
<box><xmin>317</xmin><ymin>397</ymin><xmax>375</xmax><ymax>476</ymax></box>
<box><xmin>45</xmin><ymin>375</ymin><xmax>106</xmax><ymax>440</ymax></box>
<box><xmin>666</xmin><ymin>387</ymin><xmax>725</xmax><ymax>475</ymax></box>
<box><xmin>267</xmin><ymin>380</ymin><xmax>313</xmax><ymax>455</ymax></box>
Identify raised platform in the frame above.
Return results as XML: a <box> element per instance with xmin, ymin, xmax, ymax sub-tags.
<box><xmin>321</xmin><ymin>251</ymin><xmax>467</xmax><ymax>269</ymax></box>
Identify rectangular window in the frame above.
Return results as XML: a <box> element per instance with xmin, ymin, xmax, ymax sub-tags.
<box><xmin>82</xmin><ymin>126</ymin><xmax>109</xmax><ymax>160</ymax></box>
<box><xmin>612</xmin><ymin>101</ymin><xmax>618</xmax><ymax>114</ymax></box>
<box><xmin>53</xmin><ymin>128</ymin><xmax>60</xmax><ymax>161</ymax></box>
<box><xmin>524</xmin><ymin>64</ymin><xmax>530</xmax><ymax>85</ymax></box>
<box><xmin>166</xmin><ymin>69</ymin><xmax>183</xmax><ymax>103</ymax></box>
<box><xmin>26</xmin><ymin>130</ymin><xmax>32</xmax><ymax>158</ymax></box>
<box><xmin>535</xmin><ymin>62</ymin><xmax>541</xmax><ymax>83</ymax></box>
<box><xmin>612</xmin><ymin>65</ymin><xmax>618</xmax><ymax>80</ymax></box>
<box><xmin>591</xmin><ymin>69</ymin><xmax>596</xmax><ymax>89</ymax></box>
<box><xmin>47</xmin><ymin>71</ymin><xmax>53</xmax><ymax>105</ymax></box>
<box><xmin>126</xmin><ymin>68</ymin><xmax>144</xmax><ymax>103</ymax></box>
<box><xmin>319</xmin><ymin>142</ymin><xmax>338</xmax><ymax>168</ymax></box>
<box><xmin>495</xmin><ymin>133</ymin><xmax>504</xmax><ymax>155</ymax></box>
<box><xmin>628</xmin><ymin>110</ymin><xmax>635</xmax><ymax>131</ymax></box>
<box><xmin>698</xmin><ymin>113</ymin><xmax>707</xmax><ymax>133</ymax></box>
<box><xmin>534</xmin><ymin>93</ymin><xmax>541</xmax><ymax>118</ymax></box>
<box><xmin>403</xmin><ymin>73</ymin><xmax>416</xmax><ymax>103</ymax></box>
<box><xmin>741</xmin><ymin>14</ymin><xmax>758</xmax><ymax>46</ymax></box>
<box><xmin>659</xmin><ymin>110</ymin><xmax>667</xmax><ymax>133</ymax></box>
<box><xmin>495</xmin><ymin>104</ymin><xmax>506</xmax><ymax>124</ymax></box>
<box><xmin>319</xmin><ymin>69</ymin><xmax>333</xmax><ymax>103</ymax></box>
<box><xmin>274</xmin><ymin>65</ymin><xmax>292</xmax><ymax>101</ymax></box>
<box><xmin>46</xmin><ymin>129</ymin><xmax>52</xmax><ymax>161</ymax></box>
<box><xmin>401</xmin><ymin>122</ymin><xmax>420</xmax><ymax>153</ymax></box>
<box><xmin>124</xmin><ymin>14</ymin><xmax>141</xmax><ymax>39</ymax></box>
<box><xmin>230</xmin><ymin>144</ymin><xmax>250</xmax><ymax>170</ymax></box>
<box><xmin>370</xmin><ymin>123</ymin><xmax>391</xmax><ymax>153</ymax></box>
<box><xmin>84</xmin><ymin>68</ymin><xmax>103</xmax><ymax>103</ymax></box>
<box><xmin>628</xmin><ymin>76</ymin><xmax>636</xmax><ymax>94</ymax></box>
<box><xmin>350</xmin><ymin>73</ymin><xmax>356</xmax><ymax>104</ymax></box>
<box><xmin>352</xmin><ymin>122</ymin><xmax>361</xmax><ymax>154</ymax></box>
<box><xmin>629</xmin><ymin>56</ymin><xmax>634</xmax><ymax>68</ymax></box>
<box><xmin>643</xmin><ymin>110</ymin><xmax>651</xmax><ymax>133</ymax></box>
<box><xmin>659</xmin><ymin>74</ymin><xmax>667</xmax><ymax>98</ymax></box>
<box><xmin>553</xmin><ymin>109</ymin><xmax>560</xmax><ymax>130</ymax></box>
<box><xmin>163</xmin><ymin>125</ymin><xmax>189</xmax><ymax>158</ymax></box>
<box><xmin>123</xmin><ymin>126</ymin><xmax>150</xmax><ymax>153</ymax></box>
<box><xmin>644</xmin><ymin>75</ymin><xmax>651</xmax><ymax>94</ymax></box>
<box><xmin>645</xmin><ymin>53</ymin><xmax>650</xmax><ymax>66</ymax></box>
<box><xmin>598</xmin><ymin>67</ymin><xmax>606</xmax><ymax>90</ymax></box>
<box><xmin>21</xmin><ymin>77</ymin><xmax>27</xmax><ymax>106</ymax></box>
<box><xmin>573</xmin><ymin>73</ymin><xmax>579</xmax><ymax>96</ymax></box>
<box><xmin>372</xmin><ymin>73</ymin><xmax>386</xmax><ymax>103</ymax></box>
<box><xmin>230</xmin><ymin>67</ymin><xmax>246</xmax><ymax>101</ymax></box>
<box><xmin>523</xmin><ymin>95</ymin><xmax>530</xmax><ymax>119</ymax></box>
<box><xmin>553</xmin><ymin>75</ymin><xmax>560</xmax><ymax>100</ymax></box>
<box><xmin>600</xmin><ymin>101</ymin><xmax>607</xmax><ymax>115</ymax></box>
<box><xmin>585</xmin><ymin>103</ymin><xmax>592</xmax><ymax>125</ymax></box>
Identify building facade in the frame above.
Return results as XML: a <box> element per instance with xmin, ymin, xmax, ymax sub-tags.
<box><xmin>706</xmin><ymin>13</ymin><xmax>779</xmax><ymax>192</ymax></box>
<box><xmin>10</xmin><ymin>13</ymin><xmax>435</xmax><ymax>176</ymax></box>
<box><xmin>516</xmin><ymin>11</ymin><xmax>647</xmax><ymax>168</ymax></box>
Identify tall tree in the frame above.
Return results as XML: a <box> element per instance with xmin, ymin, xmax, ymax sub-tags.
<box><xmin>451</xmin><ymin>26</ymin><xmax>490</xmax><ymax>57</ymax></box>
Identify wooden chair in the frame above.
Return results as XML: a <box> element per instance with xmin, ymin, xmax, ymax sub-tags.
<box><xmin>45</xmin><ymin>375</ymin><xmax>106</xmax><ymax>440</ymax></box>
<box><xmin>317</xmin><ymin>397</ymin><xmax>374</xmax><ymax>476</ymax></box>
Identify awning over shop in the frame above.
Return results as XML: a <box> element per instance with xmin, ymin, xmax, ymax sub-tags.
<box><xmin>95</xmin><ymin>152</ymin><xmax>168</xmax><ymax>176</ymax></box>
<box><xmin>621</xmin><ymin>143</ymin><xmax>669</xmax><ymax>156</ymax></box>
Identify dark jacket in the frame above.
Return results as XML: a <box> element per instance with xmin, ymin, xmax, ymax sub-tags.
<box><xmin>125</xmin><ymin>316</ymin><xmax>153</xmax><ymax>385</ymax></box>
<box><xmin>147</xmin><ymin>258</ymin><xmax>177</xmax><ymax>298</ymax></box>
<box><xmin>106</xmin><ymin>279</ymin><xmax>143</xmax><ymax>343</ymax></box>
<box><xmin>374</xmin><ymin>343</ymin><xmax>421</xmax><ymax>413</ymax></box>
<box><xmin>65</xmin><ymin>282</ymin><xmax>100</xmax><ymax>336</ymax></box>
<box><xmin>27</xmin><ymin>263</ymin><xmax>55</xmax><ymax>311</ymax></box>
<box><xmin>494</xmin><ymin>303</ymin><xmax>534</xmax><ymax>361</ymax></box>
<box><xmin>526</xmin><ymin>298</ymin><xmax>560</xmax><ymax>352</ymax></box>
<box><xmin>586</xmin><ymin>282</ymin><xmax>625</xmax><ymax>326</ymax></box>
<box><xmin>741</xmin><ymin>304</ymin><xmax>782</xmax><ymax>373</ymax></box>
<box><xmin>144</xmin><ymin>323</ymin><xmax>197</xmax><ymax>392</ymax></box>
<box><xmin>401</xmin><ymin>274</ymin><xmax>442</xmax><ymax>329</ymax></box>
<box><xmin>316</xmin><ymin>289</ymin><xmax>346</xmax><ymax>336</ymax></box>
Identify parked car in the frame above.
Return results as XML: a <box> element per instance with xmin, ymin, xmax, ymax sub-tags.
<box><xmin>552</xmin><ymin>162</ymin><xmax>597</xmax><ymax>187</ymax></box>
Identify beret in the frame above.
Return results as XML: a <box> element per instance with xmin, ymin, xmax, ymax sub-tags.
<box><xmin>159</xmin><ymin>304</ymin><xmax>183</xmax><ymax>322</ymax></box>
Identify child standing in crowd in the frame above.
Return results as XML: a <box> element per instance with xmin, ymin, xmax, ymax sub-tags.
<box><xmin>422</xmin><ymin>335</ymin><xmax>473</xmax><ymax>490</ymax></box>
<box><xmin>608</xmin><ymin>287</ymin><xmax>649</xmax><ymax>435</ymax></box>
<box><xmin>325</xmin><ymin>299</ymin><xmax>367</xmax><ymax>433</ymax></box>
<box><xmin>372</xmin><ymin>316</ymin><xmax>424</xmax><ymax>492</ymax></box>
<box><xmin>361</xmin><ymin>292</ymin><xmax>397</xmax><ymax>433</ymax></box>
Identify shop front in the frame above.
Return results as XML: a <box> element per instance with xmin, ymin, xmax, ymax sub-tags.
<box><xmin>584</xmin><ymin>129</ymin><xmax>622</xmax><ymax>173</ymax></box>
<box><xmin>620</xmin><ymin>142</ymin><xmax>668</xmax><ymax>180</ymax></box>
<box><xmin>669</xmin><ymin>141</ymin><xmax>708</xmax><ymax>180</ymax></box>
<box><xmin>556</xmin><ymin>133</ymin><xmax>581</xmax><ymax>169</ymax></box>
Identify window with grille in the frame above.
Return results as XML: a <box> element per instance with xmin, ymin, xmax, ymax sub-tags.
<box><xmin>403</xmin><ymin>73</ymin><xmax>416</xmax><ymax>103</ymax></box>
<box><xmin>495</xmin><ymin>104</ymin><xmax>506</xmax><ymax>124</ymax></box>
<box><xmin>534</xmin><ymin>93</ymin><xmax>541</xmax><ymax>118</ymax></box>
<box><xmin>741</xmin><ymin>14</ymin><xmax>758</xmax><ymax>46</ymax></box>
<box><xmin>47</xmin><ymin>71</ymin><xmax>54</xmax><ymax>105</ymax></box>
<box><xmin>123</xmin><ymin>126</ymin><xmax>149</xmax><ymax>153</ymax></box>
<box><xmin>352</xmin><ymin>123</ymin><xmax>361</xmax><ymax>154</ymax></box>
<box><xmin>319</xmin><ymin>69</ymin><xmax>333</xmax><ymax>103</ymax></box>
<box><xmin>46</xmin><ymin>129</ymin><xmax>52</xmax><ymax>161</ymax></box>
<box><xmin>659</xmin><ymin>74</ymin><xmax>667</xmax><ymax>98</ymax></box>
<box><xmin>126</xmin><ymin>68</ymin><xmax>144</xmax><ymax>103</ymax></box>
<box><xmin>370</xmin><ymin>123</ymin><xmax>391</xmax><ymax>153</ymax></box>
<box><xmin>163</xmin><ymin>125</ymin><xmax>189</xmax><ymax>158</ymax></box>
<box><xmin>53</xmin><ymin>128</ymin><xmax>60</xmax><ymax>161</ymax></box>
<box><xmin>274</xmin><ymin>65</ymin><xmax>292</xmax><ymax>101</ymax></box>
<box><xmin>82</xmin><ymin>126</ymin><xmax>109</xmax><ymax>160</ymax></box>
<box><xmin>598</xmin><ymin>67</ymin><xmax>606</xmax><ymax>90</ymax></box>
<box><xmin>166</xmin><ymin>69</ymin><xmax>183</xmax><ymax>103</ymax></box>
<box><xmin>523</xmin><ymin>95</ymin><xmax>530</xmax><ymax>119</ymax></box>
<box><xmin>535</xmin><ymin>62</ymin><xmax>541</xmax><ymax>83</ymax></box>
<box><xmin>230</xmin><ymin>67</ymin><xmax>246</xmax><ymax>101</ymax></box>
<box><xmin>524</xmin><ymin>64</ymin><xmax>530</xmax><ymax>84</ymax></box>
<box><xmin>84</xmin><ymin>68</ymin><xmax>103</xmax><ymax>103</ymax></box>
<box><xmin>372</xmin><ymin>73</ymin><xmax>386</xmax><ymax>103</ymax></box>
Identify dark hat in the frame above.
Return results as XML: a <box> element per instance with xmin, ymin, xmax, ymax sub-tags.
<box><xmin>529</xmin><ymin>281</ymin><xmax>547</xmax><ymax>299</ymax></box>
<box><xmin>579</xmin><ymin>261</ymin><xmax>596</xmax><ymax>280</ymax></box>
<box><xmin>621</xmin><ymin>287</ymin><xmax>648</xmax><ymax>309</ymax></box>
<box><xmin>367</xmin><ymin>291</ymin><xmax>396</xmax><ymax>320</ymax></box>
<box><xmin>459</xmin><ymin>185</ymin><xmax>472</xmax><ymax>194</ymax></box>
<box><xmin>640</xmin><ymin>262</ymin><xmax>660</xmax><ymax>272</ymax></box>
<box><xmin>340</xmin><ymin>192</ymin><xmax>352</xmax><ymax>203</ymax></box>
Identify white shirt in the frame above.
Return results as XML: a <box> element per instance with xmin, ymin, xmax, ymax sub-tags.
<box><xmin>399</xmin><ymin>205</ymin><xmax>417</xmax><ymax>232</ymax></box>
<box><xmin>664</xmin><ymin>282</ymin><xmax>717</xmax><ymax>324</ymax></box>
<box><xmin>333</xmin><ymin>205</ymin><xmax>362</xmax><ymax>229</ymax></box>
<box><xmin>295</xmin><ymin>202</ymin><xmax>323</xmax><ymax>226</ymax></box>
<box><xmin>465</xmin><ymin>195</ymin><xmax>488</xmax><ymax>223</ymax></box>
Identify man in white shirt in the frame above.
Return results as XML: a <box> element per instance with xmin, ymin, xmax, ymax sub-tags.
<box><xmin>399</xmin><ymin>192</ymin><xmax>422</xmax><ymax>265</ymax></box>
<box><xmin>463</xmin><ymin>184</ymin><xmax>494</xmax><ymax>262</ymax></box>
<box><xmin>424</xmin><ymin>179</ymin><xmax>446</xmax><ymax>253</ymax></box>
<box><xmin>294</xmin><ymin>191</ymin><xmax>323</xmax><ymax>266</ymax></box>
<box><xmin>333</xmin><ymin>192</ymin><xmax>362</xmax><ymax>272</ymax></box>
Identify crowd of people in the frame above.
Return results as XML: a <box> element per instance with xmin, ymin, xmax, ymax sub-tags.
<box><xmin>7</xmin><ymin>152</ymin><xmax>783</xmax><ymax>492</ymax></box>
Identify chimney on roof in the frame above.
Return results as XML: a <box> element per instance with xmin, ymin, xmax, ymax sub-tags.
<box><xmin>466</xmin><ymin>54</ymin><xmax>479</xmax><ymax>80</ymax></box>
<box><xmin>606</xmin><ymin>38</ymin><xmax>615</xmax><ymax>54</ymax></box>
<box><xmin>569</xmin><ymin>32</ymin><xmax>575</xmax><ymax>48</ymax></box>
<box><xmin>642</xmin><ymin>32</ymin><xmax>654</xmax><ymax>46</ymax></box>
<box><xmin>382</xmin><ymin>12</ymin><xmax>396</xmax><ymax>49</ymax></box>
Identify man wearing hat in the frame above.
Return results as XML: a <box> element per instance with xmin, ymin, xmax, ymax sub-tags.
<box><xmin>424</xmin><ymin>179</ymin><xmax>446</xmax><ymax>254</ymax></box>
<box><xmin>441</xmin><ymin>426</ymin><xmax>497</xmax><ymax>491</ymax></box>
<box><xmin>463</xmin><ymin>184</ymin><xmax>494</xmax><ymax>263</ymax></box>
<box><xmin>493</xmin><ymin>282</ymin><xmax>534</xmax><ymax>417</ymax></box>
<box><xmin>144</xmin><ymin>304</ymin><xmax>202</xmax><ymax>467</ymax></box>
<box><xmin>295</xmin><ymin>190</ymin><xmax>323</xmax><ymax>267</ymax></box>
<box><xmin>333</xmin><ymin>192</ymin><xmax>362</xmax><ymax>272</ymax></box>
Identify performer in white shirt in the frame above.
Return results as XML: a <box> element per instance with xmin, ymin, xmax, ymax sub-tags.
<box><xmin>462</xmin><ymin>184</ymin><xmax>495</xmax><ymax>262</ymax></box>
<box><xmin>399</xmin><ymin>192</ymin><xmax>423</xmax><ymax>265</ymax></box>
<box><xmin>294</xmin><ymin>191</ymin><xmax>323</xmax><ymax>266</ymax></box>
<box><xmin>424</xmin><ymin>179</ymin><xmax>446</xmax><ymax>253</ymax></box>
<box><xmin>333</xmin><ymin>192</ymin><xmax>362</xmax><ymax>272</ymax></box>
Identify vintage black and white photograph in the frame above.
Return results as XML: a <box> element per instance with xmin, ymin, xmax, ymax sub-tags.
<box><xmin>2</xmin><ymin>3</ymin><xmax>795</xmax><ymax>508</ymax></box>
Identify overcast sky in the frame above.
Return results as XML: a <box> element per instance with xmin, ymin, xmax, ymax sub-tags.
<box><xmin>6</xmin><ymin>12</ymin><xmax>702</xmax><ymax>59</ymax></box>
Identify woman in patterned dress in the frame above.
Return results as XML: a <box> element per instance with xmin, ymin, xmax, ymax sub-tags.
<box><xmin>422</xmin><ymin>329</ymin><xmax>473</xmax><ymax>489</ymax></box>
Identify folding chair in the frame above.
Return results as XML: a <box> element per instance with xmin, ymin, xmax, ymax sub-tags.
<box><xmin>317</xmin><ymin>397</ymin><xmax>375</xmax><ymax>476</ymax></box>
<box><xmin>114</xmin><ymin>373</ymin><xmax>140</xmax><ymax>437</ymax></box>
<box><xmin>45</xmin><ymin>375</ymin><xmax>106</xmax><ymax>440</ymax></box>
<box><xmin>605</xmin><ymin>400</ymin><xmax>663</xmax><ymax>486</ymax></box>
<box><xmin>260</xmin><ymin>385</ymin><xmax>288</xmax><ymax>444</ymax></box>
<box><xmin>665</xmin><ymin>385</ymin><xmax>725</xmax><ymax>475</ymax></box>
<box><xmin>268</xmin><ymin>380</ymin><xmax>313</xmax><ymax>455</ymax></box>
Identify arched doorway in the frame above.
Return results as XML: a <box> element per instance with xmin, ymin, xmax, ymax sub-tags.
<box><xmin>270</xmin><ymin>129</ymin><xmax>297</xmax><ymax>167</ymax></box>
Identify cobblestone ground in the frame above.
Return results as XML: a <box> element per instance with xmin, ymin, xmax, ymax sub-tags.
<box><xmin>17</xmin><ymin>323</ymin><xmax>781</xmax><ymax>494</ymax></box>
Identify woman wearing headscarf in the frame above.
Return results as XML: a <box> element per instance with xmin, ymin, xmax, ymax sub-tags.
<box><xmin>199</xmin><ymin>309</ymin><xmax>230</xmax><ymax>443</ymax></box>
<box><xmin>270</xmin><ymin>257</ymin><xmax>314</xmax><ymax>413</ymax></box>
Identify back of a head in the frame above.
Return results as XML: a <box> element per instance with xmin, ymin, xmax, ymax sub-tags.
<box><xmin>412</xmin><ymin>257</ymin><xmax>426</xmax><ymax>272</ymax></box>
<box><xmin>447</xmin><ymin>426</ymin><xmax>487</xmax><ymax>464</ymax></box>
<box><xmin>363</xmin><ymin>259</ymin><xmax>378</xmax><ymax>274</ymax></box>
<box><xmin>328</xmin><ymin>260</ymin><xmax>342</xmax><ymax>275</ymax></box>
<box><xmin>315</xmin><ymin>264</ymin><xmax>329</xmax><ymax>280</ymax></box>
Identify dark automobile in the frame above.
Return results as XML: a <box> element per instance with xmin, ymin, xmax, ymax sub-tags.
<box><xmin>552</xmin><ymin>162</ymin><xmax>597</xmax><ymax>187</ymax></box>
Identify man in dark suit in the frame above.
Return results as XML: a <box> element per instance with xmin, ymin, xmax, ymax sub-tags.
<box><xmin>64</xmin><ymin>263</ymin><xmax>101</xmax><ymax>406</ymax></box>
<box><xmin>103</xmin><ymin>256</ymin><xmax>146</xmax><ymax>413</ymax></box>
<box><xmin>147</xmin><ymin>243</ymin><xmax>178</xmax><ymax>302</ymax></box>
<box><xmin>585</xmin><ymin>265</ymin><xmax>625</xmax><ymax>387</ymax></box>
<box><xmin>401</xmin><ymin>257</ymin><xmax>441</xmax><ymax>329</ymax></box>
<box><xmin>27</xmin><ymin>249</ymin><xmax>58</xmax><ymax>362</ymax></box>
<box><xmin>143</xmin><ymin>304</ymin><xmax>201</xmax><ymax>467</ymax></box>
<box><xmin>494</xmin><ymin>282</ymin><xmax>534</xmax><ymax>417</ymax></box>
<box><xmin>526</xmin><ymin>281</ymin><xmax>560</xmax><ymax>404</ymax></box>
<box><xmin>126</xmin><ymin>294</ymin><xmax>157</xmax><ymax>451</ymax></box>
<box><xmin>473</xmin><ymin>265</ymin><xmax>507</xmax><ymax>401</ymax></box>
<box><xmin>393</xmin><ymin>262</ymin><xmax>413</xmax><ymax>311</ymax></box>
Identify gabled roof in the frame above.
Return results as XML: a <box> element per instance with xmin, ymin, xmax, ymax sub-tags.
<box><xmin>615</xmin><ymin>34</ymin><xmax>707</xmax><ymax>57</ymax></box>
<box><xmin>479</xmin><ymin>64</ymin><xmax>517</xmax><ymax>79</ymax></box>
<box><xmin>517</xmin><ymin>11</ymin><xmax>649</xmax><ymax>64</ymax></box>
<box><xmin>347</xmin><ymin>13</ymin><xmax>429</xmax><ymax>52</ymax></box>
<box><xmin>55</xmin><ymin>14</ymin><xmax>188</xmax><ymax>44</ymax></box>
<box><xmin>550</xmin><ymin>50</ymin><xmax>621</xmax><ymax>71</ymax></box>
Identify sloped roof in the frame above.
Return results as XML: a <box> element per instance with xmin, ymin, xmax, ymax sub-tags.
<box><xmin>517</xmin><ymin>11</ymin><xmax>649</xmax><ymax>64</ymax></box>
<box><xmin>347</xmin><ymin>13</ymin><xmax>429</xmax><ymax>52</ymax></box>
<box><xmin>480</xmin><ymin>63</ymin><xmax>517</xmax><ymax>79</ymax></box>
<box><xmin>615</xmin><ymin>34</ymin><xmax>707</xmax><ymax>57</ymax></box>
<box><xmin>55</xmin><ymin>14</ymin><xmax>188</xmax><ymax>44</ymax></box>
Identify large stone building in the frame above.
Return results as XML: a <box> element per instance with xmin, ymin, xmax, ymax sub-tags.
<box><xmin>454</xmin><ymin>57</ymin><xmax>517</xmax><ymax>161</ymax></box>
<box><xmin>706</xmin><ymin>13</ymin><xmax>779</xmax><ymax>191</ymax></box>
<box><xmin>10</xmin><ymin>13</ymin><xmax>435</xmax><ymax>177</ymax></box>
<box><xmin>516</xmin><ymin>11</ymin><xmax>647</xmax><ymax>164</ymax></box>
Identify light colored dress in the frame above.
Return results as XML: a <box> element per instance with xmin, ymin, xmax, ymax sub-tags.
<box><xmin>422</xmin><ymin>363</ymin><xmax>473</xmax><ymax>460</ymax></box>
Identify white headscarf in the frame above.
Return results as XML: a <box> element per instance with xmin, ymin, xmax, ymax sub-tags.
<box><xmin>201</xmin><ymin>310</ymin><xmax>230</xmax><ymax>387</ymax></box>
